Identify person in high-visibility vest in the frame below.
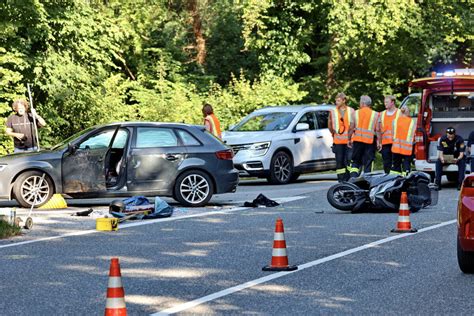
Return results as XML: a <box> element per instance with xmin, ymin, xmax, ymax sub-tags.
<box><xmin>202</xmin><ymin>103</ymin><xmax>222</xmax><ymax>139</ymax></box>
<box><xmin>376</xmin><ymin>95</ymin><xmax>400</xmax><ymax>174</ymax></box>
<box><xmin>348</xmin><ymin>95</ymin><xmax>379</xmax><ymax>178</ymax></box>
<box><xmin>390</xmin><ymin>106</ymin><xmax>415</xmax><ymax>176</ymax></box>
<box><xmin>328</xmin><ymin>92</ymin><xmax>355</xmax><ymax>182</ymax></box>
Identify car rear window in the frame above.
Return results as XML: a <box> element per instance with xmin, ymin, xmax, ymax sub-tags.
<box><xmin>136</xmin><ymin>127</ymin><xmax>178</xmax><ymax>148</ymax></box>
<box><xmin>177</xmin><ymin>129</ymin><xmax>201</xmax><ymax>146</ymax></box>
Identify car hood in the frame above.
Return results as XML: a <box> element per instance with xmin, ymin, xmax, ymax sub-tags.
<box><xmin>222</xmin><ymin>131</ymin><xmax>285</xmax><ymax>145</ymax></box>
<box><xmin>0</xmin><ymin>149</ymin><xmax>64</xmax><ymax>163</ymax></box>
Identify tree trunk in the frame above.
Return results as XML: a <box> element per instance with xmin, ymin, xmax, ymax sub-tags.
<box><xmin>187</xmin><ymin>0</ymin><xmax>206</xmax><ymax>65</ymax></box>
<box><xmin>325</xmin><ymin>34</ymin><xmax>337</xmax><ymax>101</ymax></box>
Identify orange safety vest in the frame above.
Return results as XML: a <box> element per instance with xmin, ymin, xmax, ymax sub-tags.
<box><xmin>380</xmin><ymin>109</ymin><xmax>400</xmax><ymax>145</ymax></box>
<box><xmin>352</xmin><ymin>107</ymin><xmax>378</xmax><ymax>144</ymax></box>
<box><xmin>331</xmin><ymin>107</ymin><xmax>354</xmax><ymax>144</ymax></box>
<box><xmin>204</xmin><ymin>114</ymin><xmax>222</xmax><ymax>138</ymax></box>
<box><xmin>392</xmin><ymin>116</ymin><xmax>416</xmax><ymax>155</ymax></box>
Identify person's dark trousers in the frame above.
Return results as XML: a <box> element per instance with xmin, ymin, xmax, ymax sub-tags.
<box><xmin>349</xmin><ymin>142</ymin><xmax>374</xmax><ymax>177</ymax></box>
<box><xmin>457</xmin><ymin>157</ymin><xmax>466</xmax><ymax>185</ymax></box>
<box><xmin>435</xmin><ymin>158</ymin><xmax>466</xmax><ymax>186</ymax></box>
<box><xmin>471</xmin><ymin>156</ymin><xmax>474</xmax><ymax>174</ymax></box>
<box><xmin>381</xmin><ymin>144</ymin><xmax>393</xmax><ymax>174</ymax></box>
<box><xmin>333</xmin><ymin>144</ymin><xmax>350</xmax><ymax>182</ymax></box>
<box><xmin>391</xmin><ymin>153</ymin><xmax>411</xmax><ymax>175</ymax></box>
<box><xmin>362</xmin><ymin>142</ymin><xmax>376</xmax><ymax>174</ymax></box>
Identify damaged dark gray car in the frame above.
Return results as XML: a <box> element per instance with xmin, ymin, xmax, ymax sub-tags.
<box><xmin>0</xmin><ymin>122</ymin><xmax>239</xmax><ymax>208</ymax></box>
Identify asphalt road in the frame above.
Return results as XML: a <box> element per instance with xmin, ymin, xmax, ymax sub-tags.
<box><xmin>0</xmin><ymin>174</ymin><xmax>471</xmax><ymax>315</ymax></box>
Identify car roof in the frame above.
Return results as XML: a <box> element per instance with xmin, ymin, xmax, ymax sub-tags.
<box><xmin>98</xmin><ymin>122</ymin><xmax>199</xmax><ymax>129</ymax></box>
<box><xmin>251</xmin><ymin>104</ymin><xmax>335</xmax><ymax>114</ymax></box>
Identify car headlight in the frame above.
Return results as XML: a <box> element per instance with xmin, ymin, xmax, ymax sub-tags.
<box><xmin>0</xmin><ymin>164</ymin><xmax>6</xmax><ymax>172</ymax></box>
<box><xmin>249</xmin><ymin>142</ymin><xmax>271</xmax><ymax>156</ymax></box>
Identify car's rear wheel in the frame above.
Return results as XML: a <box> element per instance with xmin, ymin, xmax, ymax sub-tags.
<box><xmin>13</xmin><ymin>171</ymin><xmax>54</xmax><ymax>208</ymax></box>
<box><xmin>457</xmin><ymin>238</ymin><xmax>474</xmax><ymax>273</ymax></box>
<box><xmin>267</xmin><ymin>151</ymin><xmax>293</xmax><ymax>184</ymax></box>
<box><xmin>174</xmin><ymin>170</ymin><xmax>214</xmax><ymax>207</ymax></box>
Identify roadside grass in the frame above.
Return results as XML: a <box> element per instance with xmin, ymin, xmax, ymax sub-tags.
<box><xmin>0</xmin><ymin>220</ymin><xmax>21</xmax><ymax>239</ymax></box>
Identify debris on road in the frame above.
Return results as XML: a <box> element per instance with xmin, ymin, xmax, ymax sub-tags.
<box><xmin>244</xmin><ymin>194</ymin><xmax>280</xmax><ymax>208</ymax></box>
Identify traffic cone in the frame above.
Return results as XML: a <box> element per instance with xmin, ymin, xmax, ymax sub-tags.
<box><xmin>262</xmin><ymin>218</ymin><xmax>298</xmax><ymax>271</ymax></box>
<box><xmin>391</xmin><ymin>192</ymin><xmax>417</xmax><ymax>233</ymax></box>
<box><xmin>105</xmin><ymin>258</ymin><xmax>127</xmax><ymax>316</ymax></box>
<box><xmin>38</xmin><ymin>194</ymin><xmax>68</xmax><ymax>209</ymax></box>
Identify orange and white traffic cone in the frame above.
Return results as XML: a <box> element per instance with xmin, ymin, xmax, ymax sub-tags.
<box><xmin>391</xmin><ymin>192</ymin><xmax>417</xmax><ymax>233</ymax></box>
<box><xmin>262</xmin><ymin>218</ymin><xmax>298</xmax><ymax>271</ymax></box>
<box><xmin>105</xmin><ymin>258</ymin><xmax>127</xmax><ymax>316</ymax></box>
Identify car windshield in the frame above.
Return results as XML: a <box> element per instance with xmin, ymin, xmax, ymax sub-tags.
<box><xmin>232</xmin><ymin>112</ymin><xmax>296</xmax><ymax>131</ymax></box>
<box><xmin>50</xmin><ymin>126</ymin><xmax>96</xmax><ymax>150</ymax></box>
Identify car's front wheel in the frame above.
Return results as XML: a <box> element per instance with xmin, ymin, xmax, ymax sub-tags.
<box><xmin>13</xmin><ymin>171</ymin><xmax>54</xmax><ymax>208</ymax></box>
<box><xmin>174</xmin><ymin>170</ymin><xmax>214</xmax><ymax>207</ymax></box>
<box><xmin>267</xmin><ymin>151</ymin><xmax>293</xmax><ymax>185</ymax></box>
<box><xmin>457</xmin><ymin>238</ymin><xmax>474</xmax><ymax>273</ymax></box>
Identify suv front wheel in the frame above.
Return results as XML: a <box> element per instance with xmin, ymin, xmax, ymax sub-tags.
<box><xmin>267</xmin><ymin>151</ymin><xmax>293</xmax><ymax>185</ymax></box>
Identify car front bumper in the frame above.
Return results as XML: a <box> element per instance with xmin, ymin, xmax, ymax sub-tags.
<box><xmin>232</xmin><ymin>149</ymin><xmax>271</xmax><ymax>177</ymax></box>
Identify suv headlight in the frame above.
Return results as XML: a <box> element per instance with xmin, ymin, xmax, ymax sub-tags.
<box><xmin>249</xmin><ymin>142</ymin><xmax>271</xmax><ymax>156</ymax></box>
<box><xmin>0</xmin><ymin>164</ymin><xmax>7</xmax><ymax>172</ymax></box>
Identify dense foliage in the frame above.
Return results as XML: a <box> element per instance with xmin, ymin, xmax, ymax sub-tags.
<box><xmin>0</xmin><ymin>0</ymin><xmax>471</xmax><ymax>154</ymax></box>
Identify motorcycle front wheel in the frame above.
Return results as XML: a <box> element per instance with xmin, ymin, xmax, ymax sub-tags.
<box><xmin>327</xmin><ymin>182</ymin><xmax>360</xmax><ymax>211</ymax></box>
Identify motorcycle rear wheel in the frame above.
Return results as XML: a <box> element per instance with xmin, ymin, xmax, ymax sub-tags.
<box><xmin>327</xmin><ymin>182</ymin><xmax>360</xmax><ymax>211</ymax></box>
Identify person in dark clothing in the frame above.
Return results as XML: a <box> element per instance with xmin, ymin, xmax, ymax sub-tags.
<box><xmin>435</xmin><ymin>127</ymin><xmax>465</xmax><ymax>190</ymax></box>
<box><xmin>467</xmin><ymin>131</ymin><xmax>474</xmax><ymax>173</ymax></box>
<box><xmin>5</xmin><ymin>99</ymin><xmax>46</xmax><ymax>153</ymax></box>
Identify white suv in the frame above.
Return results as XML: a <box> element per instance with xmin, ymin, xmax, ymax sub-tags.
<box><xmin>222</xmin><ymin>105</ymin><xmax>336</xmax><ymax>184</ymax></box>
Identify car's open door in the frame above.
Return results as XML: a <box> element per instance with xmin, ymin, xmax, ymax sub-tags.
<box><xmin>62</xmin><ymin>127</ymin><xmax>118</xmax><ymax>194</ymax></box>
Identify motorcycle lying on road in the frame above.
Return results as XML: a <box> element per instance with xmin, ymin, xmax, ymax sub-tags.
<box><xmin>327</xmin><ymin>171</ymin><xmax>438</xmax><ymax>212</ymax></box>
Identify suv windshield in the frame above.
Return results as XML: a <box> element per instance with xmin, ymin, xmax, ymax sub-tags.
<box><xmin>233</xmin><ymin>112</ymin><xmax>296</xmax><ymax>131</ymax></box>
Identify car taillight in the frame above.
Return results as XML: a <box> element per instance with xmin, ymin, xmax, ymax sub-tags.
<box><xmin>415</xmin><ymin>130</ymin><xmax>426</xmax><ymax>160</ymax></box>
<box><xmin>216</xmin><ymin>149</ymin><xmax>234</xmax><ymax>160</ymax></box>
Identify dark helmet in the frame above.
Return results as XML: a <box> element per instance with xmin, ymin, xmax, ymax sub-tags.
<box><xmin>109</xmin><ymin>199</ymin><xmax>125</xmax><ymax>213</ymax></box>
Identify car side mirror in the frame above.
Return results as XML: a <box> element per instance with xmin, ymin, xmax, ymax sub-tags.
<box><xmin>295</xmin><ymin>123</ymin><xmax>310</xmax><ymax>132</ymax></box>
<box><xmin>68</xmin><ymin>143</ymin><xmax>77</xmax><ymax>154</ymax></box>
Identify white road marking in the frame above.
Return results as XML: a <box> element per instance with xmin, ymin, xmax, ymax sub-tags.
<box><xmin>151</xmin><ymin>219</ymin><xmax>457</xmax><ymax>315</ymax></box>
<box><xmin>0</xmin><ymin>196</ymin><xmax>306</xmax><ymax>250</ymax></box>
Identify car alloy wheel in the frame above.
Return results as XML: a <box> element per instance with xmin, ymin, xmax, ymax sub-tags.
<box><xmin>13</xmin><ymin>171</ymin><xmax>54</xmax><ymax>208</ymax></box>
<box><xmin>268</xmin><ymin>151</ymin><xmax>293</xmax><ymax>184</ymax></box>
<box><xmin>174</xmin><ymin>170</ymin><xmax>214</xmax><ymax>207</ymax></box>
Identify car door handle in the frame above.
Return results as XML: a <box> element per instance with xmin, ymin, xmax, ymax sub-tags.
<box><xmin>317</xmin><ymin>136</ymin><xmax>323</xmax><ymax>139</ymax></box>
<box><xmin>166</xmin><ymin>154</ymin><xmax>179</xmax><ymax>161</ymax></box>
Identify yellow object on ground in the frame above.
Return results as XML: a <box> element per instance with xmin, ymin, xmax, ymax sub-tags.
<box><xmin>96</xmin><ymin>218</ymin><xmax>119</xmax><ymax>231</ymax></box>
<box><xmin>38</xmin><ymin>194</ymin><xmax>68</xmax><ymax>209</ymax></box>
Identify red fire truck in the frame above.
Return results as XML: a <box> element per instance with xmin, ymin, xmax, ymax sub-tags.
<box><xmin>408</xmin><ymin>69</ymin><xmax>474</xmax><ymax>181</ymax></box>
